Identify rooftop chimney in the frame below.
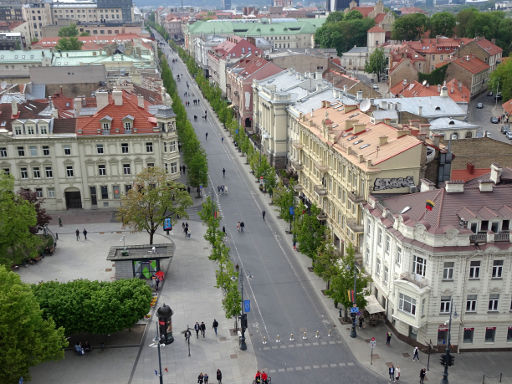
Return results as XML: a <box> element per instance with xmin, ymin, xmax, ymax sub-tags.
<box><xmin>356</xmin><ymin>90</ymin><xmax>363</xmax><ymax>101</ymax></box>
<box><xmin>440</xmin><ymin>86</ymin><xmax>448</xmax><ymax>97</ymax></box>
<box><xmin>11</xmin><ymin>100</ymin><xmax>18</xmax><ymax>117</ymax></box>
<box><xmin>445</xmin><ymin>180</ymin><xmax>465</xmax><ymax>193</ymax></box>
<box><xmin>379</xmin><ymin>136</ymin><xmax>388</xmax><ymax>146</ymax></box>
<box><xmin>112</xmin><ymin>89</ymin><xmax>123</xmax><ymax>106</ymax></box>
<box><xmin>479</xmin><ymin>180</ymin><xmax>494</xmax><ymax>192</ymax></box>
<box><xmin>74</xmin><ymin>97</ymin><xmax>82</xmax><ymax>117</ymax></box>
<box><xmin>420</xmin><ymin>178</ymin><xmax>435</xmax><ymax>192</ymax></box>
<box><xmin>490</xmin><ymin>163</ymin><xmax>502</xmax><ymax>184</ymax></box>
<box><xmin>96</xmin><ymin>91</ymin><xmax>109</xmax><ymax>112</ymax></box>
<box><xmin>418</xmin><ymin>105</ymin><xmax>422</xmax><ymax>116</ymax></box>
<box><xmin>137</xmin><ymin>94</ymin><xmax>145</xmax><ymax>109</ymax></box>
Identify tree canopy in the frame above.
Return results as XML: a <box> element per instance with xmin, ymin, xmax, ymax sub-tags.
<box><xmin>58</xmin><ymin>23</ymin><xmax>78</xmax><ymax>37</ymax></box>
<box><xmin>326</xmin><ymin>11</ymin><xmax>344</xmax><ymax>23</ymax></box>
<box><xmin>430</xmin><ymin>12</ymin><xmax>456</xmax><ymax>37</ymax></box>
<box><xmin>490</xmin><ymin>59</ymin><xmax>512</xmax><ymax>102</ymax></box>
<box><xmin>365</xmin><ymin>48</ymin><xmax>386</xmax><ymax>82</ymax></box>
<box><xmin>55</xmin><ymin>37</ymin><xmax>83</xmax><ymax>51</ymax></box>
<box><xmin>392</xmin><ymin>13</ymin><xmax>430</xmax><ymax>41</ymax></box>
<box><xmin>0</xmin><ymin>267</ymin><xmax>67</xmax><ymax>383</ymax></box>
<box><xmin>32</xmin><ymin>278</ymin><xmax>152</xmax><ymax>335</ymax></box>
<box><xmin>0</xmin><ymin>173</ymin><xmax>42</xmax><ymax>266</ymax></box>
<box><xmin>18</xmin><ymin>188</ymin><xmax>51</xmax><ymax>234</ymax></box>
<box><xmin>118</xmin><ymin>167</ymin><xmax>193</xmax><ymax>244</ymax></box>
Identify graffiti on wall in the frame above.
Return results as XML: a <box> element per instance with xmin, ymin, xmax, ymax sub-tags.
<box><xmin>373</xmin><ymin>176</ymin><xmax>414</xmax><ymax>191</ymax></box>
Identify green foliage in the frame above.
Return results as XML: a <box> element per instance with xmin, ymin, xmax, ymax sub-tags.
<box><xmin>58</xmin><ymin>23</ymin><xmax>78</xmax><ymax>37</ymax></box>
<box><xmin>315</xmin><ymin>17</ymin><xmax>375</xmax><ymax>56</ymax></box>
<box><xmin>293</xmin><ymin>203</ymin><xmax>326</xmax><ymax>259</ymax></box>
<box><xmin>313</xmin><ymin>237</ymin><xmax>340</xmax><ymax>289</ymax></box>
<box><xmin>490</xmin><ymin>59</ymin><xmax>512</xmax><ymax>102</ymax></box>
<box><xmin>326</xmin><ymin>244</ymin><xmax>371</xmax><ymax>316</ymax></box>
<box><xmin>0</xmin><ymin>267</ymin><xmax>67</xmax><ymax>383</ymax></box>
<box><xmin>326</xmin><ymin>11</ymin><xmax>344</xmax><ymax>23</ymax></box>
<box><xmin>273</xmin><ymin>180</ymin><xmax>295</xmax><ymax>222</ymax></box>
<box><xmin>392</xmin><ymin>13</ymin><xmax>430</xmax><ymax>40</ymax></box>
<box><xmin>430</xmin><ymin>12</ymin><xmax>456</xmax><ymax>37</ymax></box>
<box><xmin>32</xmin><ymin>278</ymin><xmax>152</xmax><ymax>335</ymax></box>
<box><xmin>80</xmin><ymin>31</ymin><xmax>90</xmax><ymax>36</ymax></box>
<box><xmin>345</xmin><ymin>10</ymin><xmax>363</xmax><ymax>20</ymax></box>
<box><xmin>118</xmin><ymin>167</ymin><xmax>192</xmax><ymax>244</ymax></box>
<box><xmin>364</xmin><ymin>48</ymin><xmax>386</xmax><ymax>82</ymax></box>
<box><xmin>0</xmin><ymin>173</ymin><xmax>42</xmax><ymax>266</ymax></box>
<box><xmin>418</xmin><ymin>64</ymin><xmax>448</xmax><ymax>86</ymax></box>
<box><xmin>55</xmin><ymin>37</ymin><xmax>83</xmax><ymax>51</ymax></box>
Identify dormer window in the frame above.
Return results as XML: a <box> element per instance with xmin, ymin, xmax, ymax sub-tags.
<box><xmin>40</xmin><ymin>125</ymin><xmax>48</xmax><ymax>134</ymax></box>
<box><xmin>124</xmin><ymin>121</ymin><xmax>132</xmax><ymax>130</ymax></box>
<box><xmin>100</xmin><ymin>115</ymin><xmax>112</xmax><ymax>134</ymax></box>
<box><xmin>14</xmin><ymin>125</ymin><xmax>22</xmax><ymax>135</ymax></box>
<box><xmin>122</xmin><ymin>115</ymin><xmax>134</xmax><ymax>133</ymax></box>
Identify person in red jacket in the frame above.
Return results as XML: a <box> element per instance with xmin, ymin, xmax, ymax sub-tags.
<box><xmin>261</xmin><ymin>371</ymin><xmax>268</xmax><ymax>384</ymax></box>
<box><xmin>254</xmin><ymin>371</ymin><xmax>261</xmax><ymax>383</ymax></box>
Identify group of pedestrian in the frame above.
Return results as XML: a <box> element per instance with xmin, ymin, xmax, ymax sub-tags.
<box><xmin>182</xmin><ymin>222</ymin><xmax>191</xmax><ymax>238</ymax></box>
<box><xmin>180</xmin><ymin>165</ymin><xmax>187</xmax><ymax>174</ymax></box>
<box><xmin>74</xmin><ymin>341</ymin><xmax>91</xmax><ymax>356</ymax></box>
<box><xmin>388</xmin><ymin>364</ymin><xmax>400</xmax><ymax>382</ymax></box>
<box><xmin>193</xmin><ymin>322</ymin><xmax>206</xmax><ymax>338</ymax></box>
<box><xmin>198</xmin><ymin>369</ymin><xmax>222</xmax><ymax>384</ymax></box>
<box><xmin>236</xmin><ymin>221</ymin><xmax>245</xmax><ymax>232</ymax></box>
<box><xmin>75</xmin><ymin>228</ymin><xmax>88</xmax><ymax>241</ymax></box>
<box><xmin>254</xmin><ymin>370</ymin><xmax>269</xmax><ymax>384</ymax></box>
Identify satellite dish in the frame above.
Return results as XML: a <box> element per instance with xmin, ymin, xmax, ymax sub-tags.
<box><xmin>422</xmin><ymin>80</ymin><xmax>427</xmax><ymax>86</ymax></box>
<box><xmin>360</xmin><ymin>99</ymin><xmax>371</xmax><ymax>112</ymax></box>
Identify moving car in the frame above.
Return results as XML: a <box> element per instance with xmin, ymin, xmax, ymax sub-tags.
<box><xmin>506</xmin><ymin>131</ymin><xmax>512</xmax><ymax>140</ymax></box>
<box><xmin>502</xmin><ymin>124</ymin><xmax>510</xmax><ymax>134</ymax></box>
<box><xmin>490</xmin><ymin>116</ymin><xmax>499</xmax><ymax>124</ymax></box>
<box><xmin>476</xmin><ymin>102</ymin><xmax>484</xmax><ymax>109</ymax></box>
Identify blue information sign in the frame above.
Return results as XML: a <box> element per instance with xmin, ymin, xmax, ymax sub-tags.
<box><xmin>289</xmin><ymin>206</ymin><xmax>295</xmax><ymax>216</ymax></box>
<box><xmin>163</xmin><ymin>218</ymin><xmax>172</xmax><ymax>231</ymax></box>
<box><xmin>19</xmin><ymin>378</ymin><xmax>24</xmax><ymax>384</ymax></box>
<box><xmin>243</xmin><ymin>299</ymin><xmax>251</xmax><ymax>313</ymax></box>
<box><xmin>350</xmin><ymin>306</ymin><xmax>359</xmax><ymax>314</ymax></box>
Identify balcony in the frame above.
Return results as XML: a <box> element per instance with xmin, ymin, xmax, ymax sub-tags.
<box><xmin>290</xmin><ymin>159</ymin><xmax>303</xmax><ymax>171</ymax></box>
<box><xmin>494</xmin><ymin>232</ymin><xmax>510</xmax><ymax>242</ymax></box>
<box><xmin>469</xmin><ymin>233</ymin><xmax>486</xmax><ymax>243</ymax></box>
<box><xmin>317</xmin><ymin>212</ymin><xmax>328</xmax><ymax>222</ymax></box>
<box><xmin>314</xmin><ymin>184</ymin><xmax>327</xmax><ymax>196</ymax></box>
<box><xmin>293</xmin><ymin>184</ymin><xmax>304</xmax><ymax>192</ymax></box>
<box><xmin>315</xmin><ymin>162</ymin><xmax>329</xmax><ymax>174</ymax></box>
<box><xmin>346</xmin><ymin>218</ymin><xmax>363</xmax><ymax>233</ymax></box>
<box><xmin>469</xmin><ymin>231</ymin><xmax>510</xmax><ymax>243</ymax></box>
<box><xmin>292</xmin><ymin>140</ymin><xmax>303</xmax><ymax>150</ymax></box>
<box><xmin>347</xmin><ymin>190</ymin><xmax>366</xmax><ymax>204</ymax></box>
<box><xmin>399</xmin><ymin>272</ymin><xmax>430</xmax><ymax>289</ymax></box>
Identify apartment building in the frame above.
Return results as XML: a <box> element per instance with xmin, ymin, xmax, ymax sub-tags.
<box><xmin>363</xmin><ymin>165</ymin><xmax>512</xmax><ymax>350</ymax></box>
<box><xmin>293</xmin><ymin>101</ymin><xmax>423</xmax><ymax>253</ymax></box>
<box><xmin>22</xmin><ymin>2</ymin><xmax>52</xmax><ymax>40</ymax></box>
<box><xmin>0</xmin><ymin>90</ymin><xmax>179</xmax><ymax>210</ymax></box>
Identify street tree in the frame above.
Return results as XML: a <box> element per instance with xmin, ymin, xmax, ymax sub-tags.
<box><xmin>430</xmin><ymin>12</ymin><xmax>456</xmax><ymax>37</ymax></box>
<box><xmin>0</xmin><ymin>267</ymin><xmax>67</xmax><ymax>383</ymax></box>
<box><xmin>327</xmin><ymin>244</ymin><xmax>371</xmax><ymax>320</ymax></box>
<box><xmin>313</xmin><ymin>237</ymin><xmax>340</xmax><ymax>290</ymax></box>
<box><xmin>392</xmin><ymin>13</ymin><xmax>429</xmax><ymax>40</ymax></box>
<box><xmin>199</xmin><ymin>196</ymin><xmax>222</xmax><ymax>246</ymax></box>
<box><xmin>18</xmin><ymin>188</ymin><xmax>51</xmax><ymax>234</ymax></box>
<box><xmin>55</xmin><ymin>37</ymin><xmax>83</xmax><ymax>51</ymax></box>
<box><xmin>118</xmin><ymin>167</ymin><xmax>193</xmax><ymax>244</ymax></box>
<box><xmin>32</xmin><ymin>278</ymin><xmax>152</xmax><ymax>335</ymax></box>
<box><xmin>272</xmin><ymin>180</ymin><xmax>294</xmax><ymax>222</ymax></box>
<box><xmin>0</xmin><ymin>173</ymin><xmax>42</xmax><ymax>266</ymax></box>
<box><xmin>326</xmin><ymin>11</ymin><xmax>344</xmax><ymax>23</ymax></box>
<box><xmin>58</xmin><ymin>23</ymin><xmax>78</xmax><ymax>37</ymax></box>
<box><xmin>490</xmin><ymin>59</ymin><xmax>512</xmax><ymax>101</ymax></box>
<box><xmin>345</xmin><ymin>9</ymin><xmax>363</xmax><ymax>20</ymax></box>
<box><xmin>293</xmin><ymin>203</ymin><xmax>326</xmax><ymax>259</ymax></box>
<box><xmin>364</xmin><ymin>48</ymin><xmax>386</xmax><ymax>82</ymax></box>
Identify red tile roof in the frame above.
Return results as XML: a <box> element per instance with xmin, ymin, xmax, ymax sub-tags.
<box><xmin>452</xmin><ymin>55</ymin><xmax>489</xmax><ymax>74</ymax></box>
<box><xmin>352</xmin><ymin>6</ymin><xmax>374</xmax><ymax>17</ymax></box>
<box><xmin>76</xmin><ymin>91</ymin><xmax>156</xmax><ymax>136</ymax></box>
<box><xmin>474</xmin><ymin>37</ymin><xmax>502</xmax><ymax>56</ymax></box>
<box><xmin>389</xmin><ymin>79</ymin><xmax>470</xmax><ymax>102</ymax></box>
<box><xmin>503</xmin><ymin>99</ymin><xmax>512</xmax><ymax>115</ymax></box>
<box><xmin>451</xmin><ymin>167</ymin><xmax>491</xmax><ymax>182</ymax></box>
<box><xmin>368</xmin><ymin>25</ymin><xmax>385</xmax><ymax>33</ymax></box>
<box><xmin>373</xmin><ymin>13</ymin><xmax>386</xmax><ymax>24</ymax></box>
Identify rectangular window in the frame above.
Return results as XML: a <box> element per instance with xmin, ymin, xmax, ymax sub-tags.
<box><xmin>20</xmin><ymin>167</ymin><xmax>28</xmax><ymax>179</ymax></box>
<box><xmin>169</xmin><ymin>141</ymin><xmax>176</xmax><ymax>152</ymax></box>
<box><xmin>171</xmin><ymin>162</ymin><xmax>177</xmax><ymax>174</ymax></box>
<box><xmin>121</xmin><ymin>143</ymin><xmax>129</xmax><ymax>153</ymax></box>
<box><xmin>385</xmin><ymin>236</ymin><xmax>390</xmax><ymax>254</ymax></box>
<box><xmin>366</xmin><ymin>219</ymin><xmax>371</xmax><ymax>236</ymax></box>
<box><xmin>413</xmin><ymin>255</ymin><xmax>427</xmax><ymax>277</ymax></box>
<box><xmin>146</xmin><ymin>142</ymin><xmax>153</xmax><ymax>152</ymax></box>
<box><xmin>35</xmin><ymin>188</ymin><xmax>43</xmax><ymax>198</ymax></box>
<box><xmin>147</xmin><ymin>162</ymin><xmax>154</xmax><ymax>168</ymax></box>
<box><xmin>40</xmin><ymin>125</ymin><xmax>47</xmax><ymax>134</ymax></box>
<box><xmin>96</xmin><ymin>144</ymin><xmax>104</xmax><ymax>154</ymax></box>
<box><xmin>383</xmin><ymin>266</ymin><xmax>388</xmax><ymax>283</ymax></box>
<box><xmin>469</xmin><ymin>261</ymin><xmax>480</xmax><ymax>279</ymax></box>
<box><xmin>98</xmin><ymin>165</ymin><xmax>106</xmax><ymax>176</ymax></box>
<box><xmin>45</xmin><ymin>166</ymin><xmax>53</xmax><ymax>178</ymax></box>
<box><xmin>507</xmin><ymin>328</ymin><xmax>512</xmax><ymax>342</ymax></box>
<box><xmin>125</xmin><ymin>184</ymin><xmax>132</xmax><ymax>193</ymax></box>
<box><xmin>466</xmin><ymin>295</ymin><xmax>477</xmax><ymax>312</ymax></box>
<box><xmin>164</xmin><ymin>163</ymin><xmax>168</xmax><ymax>173</ymax></box>
<box><xmin>66</xmin><ymin>166</ymin><xmax>74</xmax><ymax>177</ymax></box>
<box><xmin>18</xmin><ymin>146</ymin><xmax>24</xmax><ymax>156</ymax></box>
<box><xmin>124</xmin><ymin>121</ymin><xmax>131</xmax><ymax>130</ymax></box>
<box><xmin>0</xmin><ymin>147</ymin><xmax>6</xmax><ymax>157</ymax></box>
<box><xmin>396</xmin><ymin>246</ymin><xmax>402</xmax><ymax>266</ymax></box>
<box><xmin>492</xmin><ymin>260</ymin><xmax>503</xmax><ymax>278</ymax></box>
<box><xmin>100</xmin><ymin>185</ymin><xmax>108</xmax><ymax>199</ymax></box>
<box><xmin>163</xmin><ymin>142</ymin><xmax>167</xmax><ymax>152</ymax></box>
<box><xmin>376</xmin><ymin>258</ymin><xmax>381</xmax><ymax>276</ymax></box>
<box><xmin>47</xmin><ymin>187</ymin><xmax>55</xmax><ymax>198</ymax></box>
<box><xmin>63</xmin><ymin>145</ymin><xmax>71</xmax><ymax>155</ymax></box>
<box><xmin>377</xmin><ymin>228</ymin><xmax>382</xmax><ymax>246</ymax></box>
<box><xmin>485</xmin><ymin>327</ymin><xmax>496</xmax><ymax>342</ymax></box>
<box><xmin>32</xmin><ymin>167</ymin><xmax>40</xmax><ymax>178</ymax></box>
<box><xmin>503</xmin><ymin>220</ymin><xmax>510</xmax><ymax>231</ymax></box>
<box><xmin>113</xmin><ymin>185</ymin><xmax>120</xmax><ymax>199</ymax></box>
<box><xmin>42</xmin><ymin>145</ymin><xmax>50</xmax><ymax>156</ymax></box>
<box><xmin>437</xmin><ymin>329</ymin><xmax>448</xmax><ymax>345</ymax></box>
<box><xmin>440</xmin><ymin>296</ymin><xmax>451</xmax><ymax>314</ymax></box>
<box><xmin>443</xmin><ymin>262</ymin><xmax>454</xmax><ymax>280</ymax></box>
<box><xmin>3</xmin><ymin>168</ymin><xmax>10</xmax><ymax>175</ymax></box>
<box><xmin>29</xmin><ymin>146</ymin><xmax>37</xmax><ymax>156</ymax></box>
<box><xmin>489</xmin><ymin>294</ymin><xmax>499</xmax><ymax>312</ymax></box>
<box><xmin>123</xmin><ymin>164</ymin><xmax>131</xmax><ymax>175</ymax></box>
<box><xmin>463</xmin><ymin>328</ymin><xmax>474</xmax><ymax>343</ymax></box>
<box><xmin>103</xmin><ymin>122</ymin><xmax>110</xmax><ymax>129</ymax></box>
<box><xmin>481</xmin><ymin>220</ymin><xmax>489</xmax><ymax>231</ymax></box>
<box><xmin>398</xmin><ymin>293</ymin><xmax>416</xmax><ymax>316</ymax></box>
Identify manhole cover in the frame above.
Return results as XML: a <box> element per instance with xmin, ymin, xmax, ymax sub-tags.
<box><xmin>402</xmin><ymin>353</ymin><xmax>410</xmax><ymax>358</ymax></box>
<box><xmin>230</xmin><ymin>354</ymin><xmax>238</xmax><ymax>359</ymax></box>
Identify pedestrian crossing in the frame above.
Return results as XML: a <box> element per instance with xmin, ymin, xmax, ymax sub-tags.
<box><xmin>258</xmin><ymin>339</ymin><xmax>343</xmax><ymax>351</ymax></box>
<box><xmin>262</xmin><ymin>361</ymin><xmax>355</xmax><ymax>374</ymax></box>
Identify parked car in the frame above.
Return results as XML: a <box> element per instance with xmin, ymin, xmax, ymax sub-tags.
<box><xmin>487</xmin><ymin>91</ymin><xmax>494</xmax><ymax>97</ymax></box>
<box><xmin>496</xmin><ymin>93</ymin><xmax>503</xmax><ymax>101</ymax></box>
<box><xmin>372</xmin><ymin>84</ymin><xmax>379</xmax><ymax>90</ymax></box>
<box><xmin>506</xmin><ymin>131</ymin><xmax>512</xmax><ymax>140</ymax></box>
<box><xmin>476</xmin><ymin>102</ymin><xmax>484</xmax><ymax>109</ymax></box>
<box><xmin>502</xmin><ymin>124</ymin><xmax>510</xmax><ymax>134</ymax></box>
<box><xmin>491</xmin><ymin>116</ymin><xmax>500</xmax><ymax>124</ymax></box>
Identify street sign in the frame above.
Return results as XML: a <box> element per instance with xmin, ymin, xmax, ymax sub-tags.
<box><xmin>289</xmin><ymin>206</ymin><xmax>295</xmax><ymax>216</ymax></box>
<box><xmin>163</xmin><ymin>218</ymin><xmax>172</xmax><ymax>231</ymax></box>
<box><xmin>350</xmin><ymin>306</ymin><xmax>359</xmax><ymax>314</ymax></box>
<box><xmin>244</xmin><ymin>299</ymin><xmax>250</xmax><ymax>313</ymax></box>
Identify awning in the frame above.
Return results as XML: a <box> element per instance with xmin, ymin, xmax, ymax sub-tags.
<box><xmin>364</xmin><ymin>295</ymin><xmax>385</xmax><ymax>315</ymax></box>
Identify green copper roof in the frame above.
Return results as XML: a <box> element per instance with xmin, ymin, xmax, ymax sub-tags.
<box><xmin>187</xmin><ymin>18</ymin><xmax>326</xmax><ymax>37</ymax></box>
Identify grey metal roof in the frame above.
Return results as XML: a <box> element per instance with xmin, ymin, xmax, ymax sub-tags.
<box><xmin>373</xmin><ymin>110</ymin><xmax>398</xmax><ymax>120</ymax></box>
<box><xmin>429</xmin><ymin>117</ymin><xmax>479</xmax><ymax>131</ymax></box>
<box><xmin>346</xmin><ymin>46</ymin><xmax>368</xmax><ymax>54</ymax></box>
<box><xmin>371</xmin><ymin>96</ymin><xmax>466</xmax><ymax>119</ymax></box>
<box><xmin>152</xmin><ymin>106</ymin><xmax>176</xmax><ymax>118</ymax></box>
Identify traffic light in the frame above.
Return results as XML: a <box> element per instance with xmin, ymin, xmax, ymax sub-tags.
<box><xmin>447</xmin><ymin>354</ymin><xmax>455</xmax><ymax>366</ymax></box>
<box><xmin>440</xmin><ymin>354</ymin><xmax>447</xmax><ymax>366</ymax></box>
<box><xmin>241</xmin><ymin>314</ymin><xmax>248</xmax><ymax>330</ymax></box>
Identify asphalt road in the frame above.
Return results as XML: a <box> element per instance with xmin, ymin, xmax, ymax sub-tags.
<box><xmin>467</xmin><ymin>92</ymin><xmax>511</xmax><ymax>144</ymax></box>
<box><xmin>155</xmin><ymin>34</ymin><xmax>385</xmax><ymax>384</ymax></box>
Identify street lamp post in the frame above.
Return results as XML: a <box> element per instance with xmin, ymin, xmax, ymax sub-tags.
<box><xmin>236</xmin><ymin>265</ymin><xmax>247</xmax><ymax>351</ymax></box>
<box><xmin>427</xmin><ymin>339</ymin><xmax>433</xmax><ymax>371</ymax></box>
<box><xmin>440</xmin><ymin>300</ymin><xmax>457</xmax><ymax>384</ymax></box>
<box><xmin>350</xmin><ymin>266</ymin><xmax>357</xmax><ymax>338</ymax></box>
<box><xmin>155</xmin><ymin>321</ymin><xmax>164</xmax><ymax>384</ymax></box>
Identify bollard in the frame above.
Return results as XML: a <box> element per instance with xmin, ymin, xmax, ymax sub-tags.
<box><xmin>315</xmin><ymin>330</ymin><xmax>320</xmax><ymax>339</ymax></box>
<box><xmin>276</xmin><ymin>334</ymin><xmax>280</xmax><ymax>343</ymax></box>
<box><xmin>302</xmin><ymin>331</ymin><xmax>307</xmax><ymax>340</ymax></box>
<box><xmin>262</xmin><ymin>336</ymin><xmax>267</xmax><ymax>345</ymax></box>
<box><xmin>290</xmin><ymin>332</ymin><xmax>295</xmax><ymax>342</ymax></box>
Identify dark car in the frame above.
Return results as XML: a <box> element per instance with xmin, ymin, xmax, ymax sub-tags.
<box><xmin>496</xmin><ymin>93</ymin><xmax>503</xmax><ymax>101</ymax></box>
<box><xmin>491</xmin><ymin>116</ymin><xmax>499</xmax><ymax>124</ymax></box>
<box><xmin>476</xmin><ymin>102</ymin><xmax>484</xmax><ymax>109</ymax></box>
<box><xmin>502</xmin><ymin>124</ymin><xmax>510</xmax><ymax>134</ymax></box>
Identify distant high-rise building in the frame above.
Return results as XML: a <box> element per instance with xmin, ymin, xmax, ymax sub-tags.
<box><xmin>327</xmin><ymin>0</ymin><xmax>357</xmax><ymax>12</ymax></box>
<box><xmin>273</xmin><ymin>0</ymin><xmax>292</xmax><ymax>6</ymax></box>
<box><xmin>96</xmin><ymin>0</ymin><xmax>133</xmax><ymax>21</ymax></box>
<box><xmin>425</xmin><ymin>0</ymin><xmax>434</xmax><ymax>8</ymax></box>
<box><xmin>223</xmin><ymin>0</ymin><xmax>231</xmax><ymax>9</ymax></box>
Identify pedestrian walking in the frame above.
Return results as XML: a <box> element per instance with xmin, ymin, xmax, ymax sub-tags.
<box><xmin>216</xmin><ymin>369</ymin><xmax>222</xmax><ymax>384</ymax></box>
<box><xmin>198</xmin><ymin>372</ymin><xmax>204</xmax><ymax>384</ymax></box>
<box><xmin>83</xmin><ymin>228</ymin><xmax>88</xmax><ymax>240</ymax></box>
<box><xmin>359</xmin><ymin>316</ymin><xmax>364</xmax><ymax>328</ymax></box>
<box><xmin>205</xmin><ymin>132</ymin><xmax>208</xmax><ymax>140</ymax></box>
<box><xmin>395</xmin><ymin>366</ymin><xmax>400</xmax><ymax>382</ymax></box>
<box><xmin>212</xmin><ymin>318</ymin><xmax>219</xmax><ymax>336</ymax></box>
<box><xmin>221</xmin><ymin>137</ymin><xmax>224</xmax><ymax>143</ymax></box>
<box><xmin>419</xmin><ymin>368</ymin><xmax>426</xmax><ymax>384</ymax></box>
<box><xmin>222</xmin><ymin>168</ymin><xmax>225</xmax><ymax>177</ymax></box>
<box><xmin>183</xmin><ymin>165</ymin><xmax>186</xmax><ymax>174</ymax></box>
<box><xmin>155</xmin><ymin>277</ymin><xmax>160</xmax><ymax>291</ymax></box>
<box><xmin>389</xmin><ymin>365</ymin><xmax>395</xmax><ymax>382</ymax></box>
<box><xmin>413</xmin><ymin>346</ymin><xmax>420</xmax><ymax>361</ymax></box>
<box><xmin>194</xmin><ymin>322</ymin><xmax>200</xmax><ymax>338</ymax></box>
<box><xmin>386</xmin><ymin>331</ymin><xmax>392</xmax><ymax>345</ymax></box>
<box><xmin>237</xmin><ymin>221</ymin><xmax>240</xmax><ymax>232</ymax></box>
<box><xmin>203</xmin><ymin>373</ymin><xmax>209</xmax><ymax>384</ymax></box>
<box><xmin>262</xmin><ymin>210</ymin><xmax>266</xmax><ymax>220</ymax></box>
<box><xmin>75</xmin><ymin>228</ymin><xmax>80</xmax><ymax>241</ymax></box>
<box><xmin>222</xmin><ymin>226</ymin><xmax>226</xmax><ymax>234</ymax></box>
<box><xmin>58</xmin><ymin>216</ymin><xmax>63</xmax><ymax>227</ymax></box>
<box><xmin>240</xmin><ymin>221</ymin><xmax>245</xmax><ymax>232</ymax></box>
<box><xmin>200</xmin><ymin>321</ymin><xmax>206</xmax><ymax>338</ymax></box>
